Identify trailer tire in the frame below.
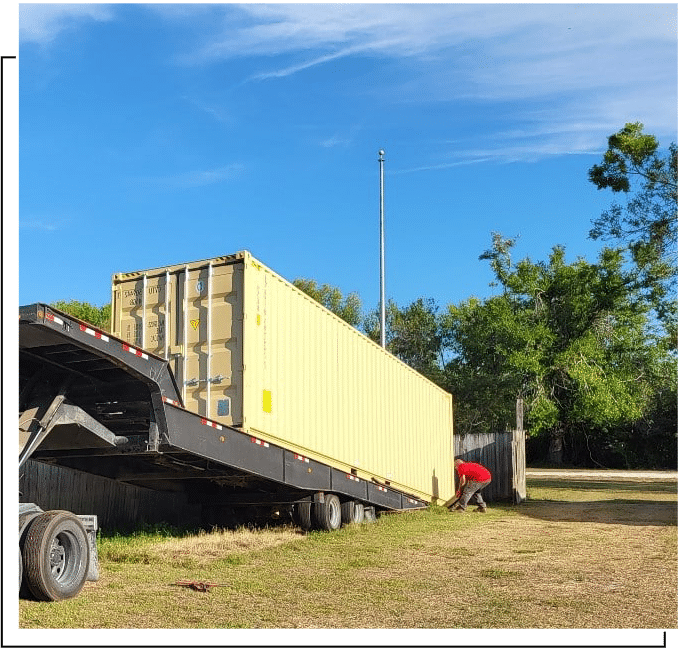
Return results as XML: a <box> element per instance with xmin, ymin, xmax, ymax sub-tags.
<box><xmin>22</xmin><ymin>511</ymin><xmax>90</xmax><ymax>602</ymax></box>
<box><xmin>341</xmin><ymin>500</ymin><xmax>365</xmax><ymax>525</ymax></box>
<box><xmin>364</xmin><ymin>506</ymin><xmax>377</xmax><ymax>523</ymax></box>
<box><xmin>19</xmin><ymin>510</ymin><xmax>42</xmax><ymax>597</ymax></box>
<box><xmin>313</xmin><ymin>494</ymin><xmax>342</xmax><ymax>531</ymax></box>
<box><xmin>19</xmin><ymin>547</ymin><xmax>23</xmax><ymax>593</ymax></box>
<box><xmin>294</xmin><ymin>501</ymin><xmax>313</xmax><ymax>531</ymax></box>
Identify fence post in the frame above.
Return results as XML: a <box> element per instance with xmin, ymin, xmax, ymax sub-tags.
<box><xmin>516</xmin><ymin>397</ymin><xmax>524</xmax><ymax>432</ymax></box>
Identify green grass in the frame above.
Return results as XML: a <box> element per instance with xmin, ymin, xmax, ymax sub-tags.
<box><xmin>18</xmin><ymin>472</ymin><xmax>677</xmax><ymax>630</ymax></box>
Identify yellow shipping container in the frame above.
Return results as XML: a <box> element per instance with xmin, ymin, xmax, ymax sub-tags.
<box><xmin>111</xmin><ymin>251</ymin><xmax>454</xmax><ymax>504</ymax></box>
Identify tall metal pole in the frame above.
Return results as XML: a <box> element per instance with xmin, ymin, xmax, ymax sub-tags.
<box><xmin>378</xmin><ymin>149</ymin><xmax>386</xmax><ymax>348</ymax></box>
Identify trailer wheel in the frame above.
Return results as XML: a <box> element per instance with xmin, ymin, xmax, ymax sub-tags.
<box><xmin>19</xmin><ymin>510</ymin><xmax>42</xmax><ymax>597</ymax></box>
<box><xmin>313</xmin><ymin>494</ymin><xmax>342</xmax><ymax>531</ymax></box>
<box><xmin>341</xmin><ymin>500</ymin><xmax>365</xmax><ymax>525</ymax></box>
<box><xmin>293</xmin><ymin>501</ymin><xmax>313</xmax><ymax>531</ymax></box>
<box><xmin>19</xmin><ymin>548</ymin><xmax>23</xmax><ymax>593</ymax></box>
<box><xmin>22</xmin><ymin>511</ymin><xmax>90</xmax><ymax>602</ymax></box>
<box><xmin>364</xmin><ymin>506</ymin><xmax>377</xmax><ymax>523</ymax></box>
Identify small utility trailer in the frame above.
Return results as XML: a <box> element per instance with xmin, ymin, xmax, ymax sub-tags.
<box><xmin>19</xmin><ymin>302</ymin><xmax>435</xmax><ymax>600</ymax></box>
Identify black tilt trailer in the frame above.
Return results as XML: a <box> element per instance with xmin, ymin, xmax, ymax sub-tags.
<box><xmin>19</xmin><ymin>303</ymin><xmax>427</xmax><ymax>600</ymax></box>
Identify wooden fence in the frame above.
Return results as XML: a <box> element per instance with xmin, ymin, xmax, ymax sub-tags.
<box><xmin>19</xmin><ymin>460</ymin><xmax>200</xmax><ymax>531</ymax></box>
<box><xmin>454</xmin><ymin>428</ymin><xmax>526</xmax><ymax>503</ymax></box>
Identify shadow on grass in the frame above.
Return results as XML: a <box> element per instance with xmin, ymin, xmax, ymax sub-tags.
<box><xmin>517</xmin><ymin>499</ymin><xmax>677</xmax><ymax>527</ymax></box>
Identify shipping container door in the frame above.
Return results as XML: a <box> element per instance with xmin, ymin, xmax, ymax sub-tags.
<box><xmin>113</xmin><ymin>273</ymin><xmax>170</xmax><ymax>356</ymax></box>
<box><xmin>174</xmin><ymin>262</ymin><xmax>244</xmax><ymax>424</ymax></box>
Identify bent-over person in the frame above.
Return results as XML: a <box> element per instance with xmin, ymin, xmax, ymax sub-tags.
<box><xmin>451</xmin><ymin>459</ymin><xmax>492</xmax><ymax>513</ymax></box>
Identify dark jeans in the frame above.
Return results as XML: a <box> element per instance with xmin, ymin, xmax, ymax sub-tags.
<box><xmin>458</xmin><ymin>478</ymin><xmax>491</xmax><ymax>509</ymax></box>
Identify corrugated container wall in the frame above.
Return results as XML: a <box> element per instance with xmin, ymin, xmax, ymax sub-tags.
<box><xmin>111</xmin><ymin>251</ymin><xmax>455</xmax><ymax>504</ymax></box>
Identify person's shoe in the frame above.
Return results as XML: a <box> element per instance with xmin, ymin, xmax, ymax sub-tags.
<box><xmin>475</xmin><ymin>506</ymin><xmax>487</xmax><ymax>513</ymax></box>
<box><xmin>453</xmin><ymin>505</ymin><xmax>466</xmax><ymax>513</ymax></box>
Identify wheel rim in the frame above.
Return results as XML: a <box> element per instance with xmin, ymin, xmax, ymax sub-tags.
<box><xmin>329</xmin><ymin>497</ymin><xmax>341</xmax><ymax>528</ymax></box>
<box><xmin>49</xmin><ymin>530</ymin><xmax>79</xmax><ymax>584</ymax></box>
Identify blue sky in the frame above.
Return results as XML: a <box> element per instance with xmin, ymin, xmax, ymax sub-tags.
<box><xmin>12</xmin><ymin>2</ymin><xmax>679</xmax><ymax>316</ymax></box>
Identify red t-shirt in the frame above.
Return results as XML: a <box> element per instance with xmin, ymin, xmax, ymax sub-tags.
<box><xmin>456</xmin><ymin>462</ymin><xmax>491</xmax><ymax>482</ymax></box>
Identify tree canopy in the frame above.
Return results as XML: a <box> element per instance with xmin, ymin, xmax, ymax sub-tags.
<box><xmin>588</xmin><ymin>122</ymin><xmax>677</xmax><ymax>332</ymax></box>
<box><xmin>588</xmin><ymin>122</ymin><xmax>677</xmax><ymax>260</ymax></box>
<box><xmin>293</xmin><ymin>278</ymin><xmax>363</xmax><ymax>327</ymax></box>
<box><xmin>50</xmin><ymin>300</ymin><xmax>111</xmax><ymax>331</ymax></box>
<box><xmin>442</xmin><ymin>235</ymin><xmax>673</xmax><ymax>465</ymax></box>
<box><xmin>364</xmin><ymin>297</ymin><xmax>446</xmax><ymax>384</ymax></box>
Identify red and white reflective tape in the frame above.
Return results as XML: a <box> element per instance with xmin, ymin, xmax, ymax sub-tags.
<box><xmin>79</xmin><ymin>324</ymin><xmax>110</xmax><ymax>342</ymax></box>
<box><xmin>346</xmin><ymin>474</ymin><xmax>360</xmax><ymax>482</ymax></box>
<box><xmin>376</xmin><ymin>485</ymin><xmax>388</xmax><ymax>493</ymax></box>
<box><xmin>294</xmin><ymin>454</ymin><xmax>309</xmax><ymax>463</ymax></box>
<box><xmin>163</xmin><ymin>397</ymin><xmax>181</xmax><ymax>407</ymax></box>
<box><xmin>201</xmin><ymin>418</ymin><xmax>223</xmax><ymax>430</ymax></box>
<box><xmin>122</xmin><ymin>343</ymin><xmax>149</xmax><ymax>360</ymax></box>
<box><xmin>252</xmin><ymin>437</ymin><xmax>270</xmax><ymax>448</ymax></box>
<box><xmin>407</xmin><ymin>498</ymin><xmax>418</xmax><ymax>505</ymax></box>
<box><xmin>45</xmin><ymin>312</ymin><xmax>64</xmax><ymax>326</ymax></box>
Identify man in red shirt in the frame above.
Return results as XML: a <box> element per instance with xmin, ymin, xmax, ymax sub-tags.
<box><xmin>451</xmin><ymin>459</ymin><xmax>492</xmax><ymax>513</ymax></box>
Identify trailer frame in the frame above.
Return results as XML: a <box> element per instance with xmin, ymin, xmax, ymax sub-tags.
<box><xmin>19</xmin><ymin>303</ymin><xmax>427</xmax><ymax>542</ymax></box>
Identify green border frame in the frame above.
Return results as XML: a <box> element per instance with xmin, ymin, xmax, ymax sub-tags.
<box><xmin>0</xmin><ymin>2</ymin><xmax>681</xmax><ymax>648</ymax></box>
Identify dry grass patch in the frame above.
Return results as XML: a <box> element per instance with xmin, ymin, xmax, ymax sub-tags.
<box><xmin>19</xmin><ymin>472</ymin><xmax>677</xmax><ymax>630</ymax></box>
<box><xmin>149</xmin><ymin>525</ymin><xmax>306</xmax><ymax>565</ymax></box>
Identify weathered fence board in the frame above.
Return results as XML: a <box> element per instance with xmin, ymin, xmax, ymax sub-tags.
<box><xmin>511</xmin><ymin>428</ymin><xmax>527</xmax><ymax>503</ymax></box>
<box><xmin>19</xmin><ymin>460</ymin><xmax>200</xmax><ymax>531</ymax></box>
<box><xmin>454</xmin><ymin>429</ymin><xmax>526</xmax><ymax>503</ymax></box>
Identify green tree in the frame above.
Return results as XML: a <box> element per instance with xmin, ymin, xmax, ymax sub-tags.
<box><xmin>588</xmin><ymin>122</ymin><xmax>677</xmax><ymax>330</ymax></box>
<box><xmin>293</xmin><ymin>278</ymin><xmax>362</xmax><ymax>327</ymax></box>
<box><xmin>441</xmin><ymin>294</ymin><xmax>534</xmax><ymax>435</ymax></box>
<box><xmin>51</xmin><ymin>300</ymin><xmax>111</xmax><ymax>331</ymax></box>
<box><xmin>364</xmin><ymin>297</ymin><xmax>446</xmax><ymax>383</ymax></box>
<box><xmin>363</xmin><ymin>297</ymin><xmax>398</xmax><ymax>346</ymax></box>
<box><xmin>442</xmin><ymin>234</ymin><xmax>669</xmax><ymax>465</ymax></box>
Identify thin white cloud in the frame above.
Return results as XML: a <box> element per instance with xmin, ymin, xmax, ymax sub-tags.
<box><xmin>181</xmin><ymin>3</ymin><xmax>677</xmax><ymax>160</ymax></box>
<box><xmin>192</xmin><ymin>4</ymin><xmax>676</xmax><ymax>74</ymax></box>
<box><xmin>20</xmin><ymin>4</ymin><xmax>114</xmax><ymax>44</ymax></box>
<box><xmin>20</xmin><ymin>218</ymin><xmax>64</xmax><ymax>232</ymax></box>
<box><xmin>319</xmin><ymin>134</ymin><xmax>353</xmax><ymax>149</ymax></box>
<box><xmin>19</xmin><ymin>3</ymin><xmax>677</xmax><ymax>164</ymax></box>
<box><xmin>249</xmin><ymin>45</ymin><xmax>368</xmax><ymax>81</ymax></box>
<box><xmin>181</xmin><ymin>95</ymin><xmax>234</xmax><ymax>125</ymax></box>
<box><xmin>132</xmin><ymin>164</ymin><xmax>246</xmax><ymax>191</ymax></box>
